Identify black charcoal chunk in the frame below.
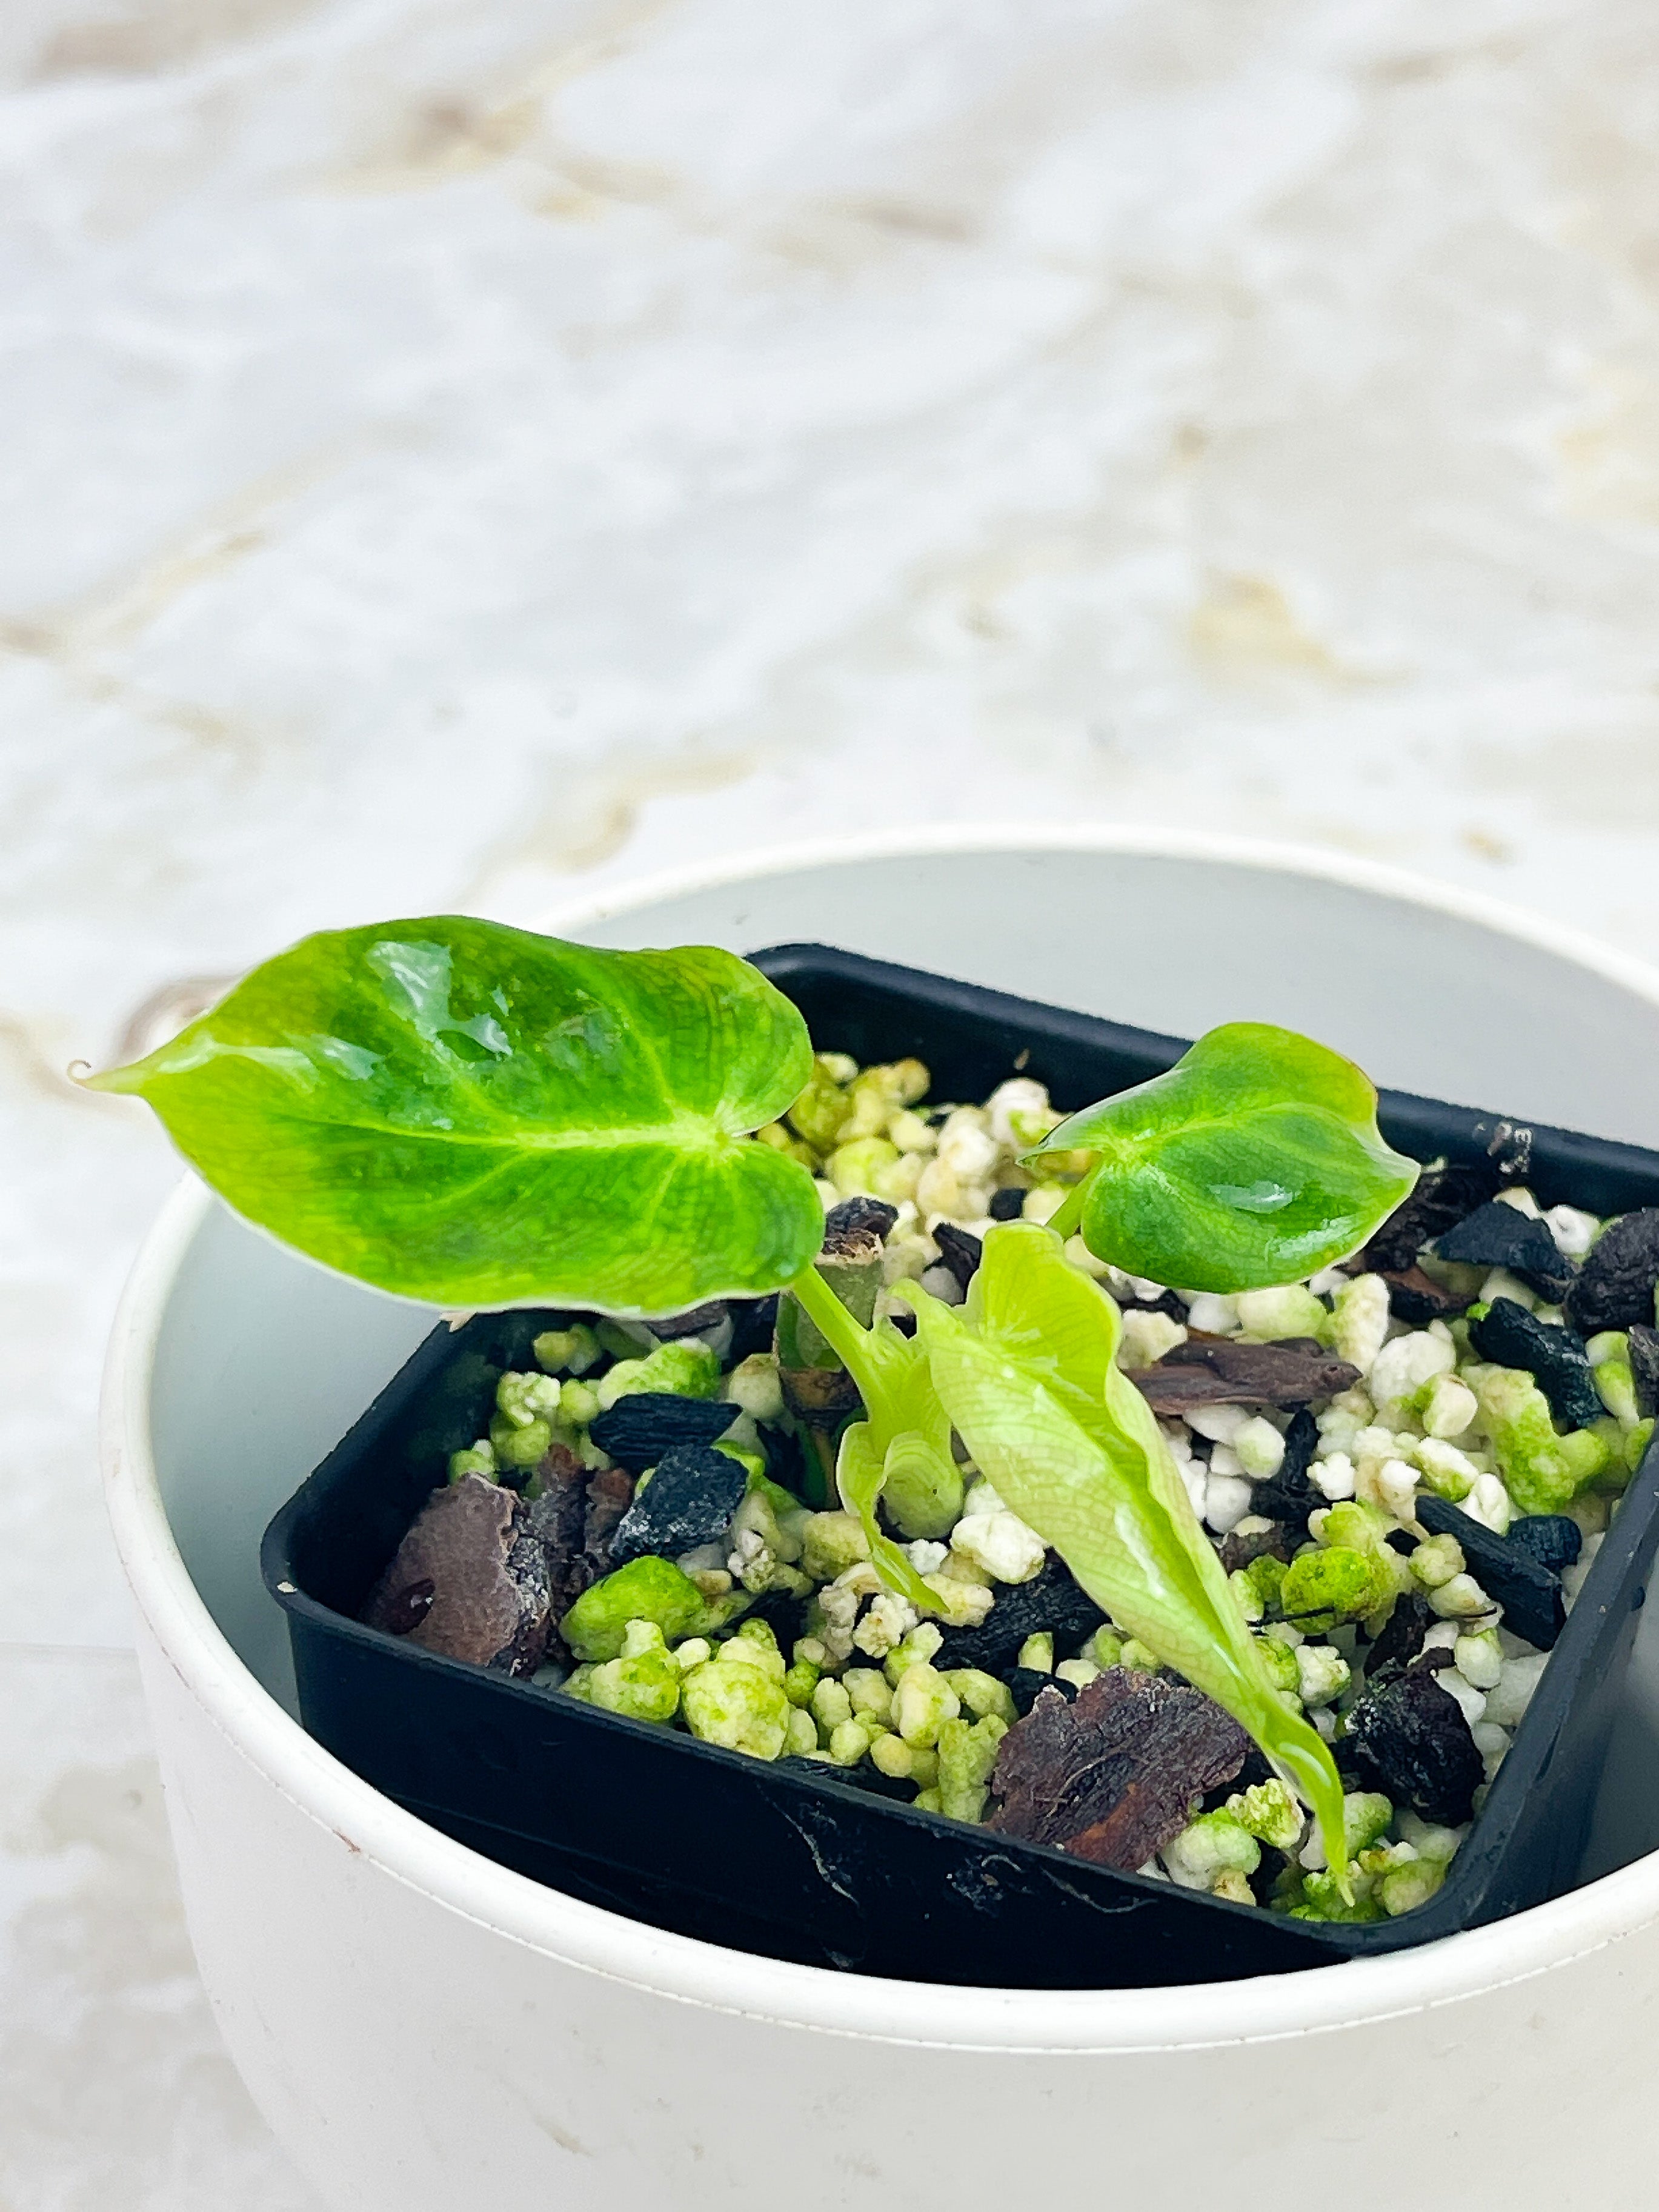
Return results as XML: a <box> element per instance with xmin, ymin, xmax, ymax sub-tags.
<box><xmin>588</xmin><ymin>1392</ymin><xmax>738</xmax><ymax>1472</ymax></box>
<box><xmin>1280</xmin><ymin>1403</ymin><xmax>1320</xmax><ymax>1485</ymax></box>
<box><xmin>1331</xmin><ymin>1735</ymin><xmax>1367</xmax><ymax>1789</ymax></box>
<box><xmin>1248</xmin><ymin>1406</ymin><xmax>1322</xmax><ymax>1532</ymax></box>
<box><xmin>1361</xmin><ymin>1591</ymin><xmax>1434</xmax><ymax>1683</ymax></box>
<box><xmin>822</xmin><ymin>1195</ymin><xmax>899</xmax><ymax>1251</ymax></box>
<box><xmin>1203</xmin><ymin>1744</ymin><xmax>1274</xmax><ymax>1814</ymax></box>
<box><xmin>1432</xmin><ymin>1201</ymin><xmax>1577</xmax><ymax>1302</ymax></box>
<box><xmin>1343</xmin><ymin>1667</ymin><xmax>1484</xmax><ymax>1824</ymax></box>
<box><xmin>930</xmin><ymin>1556</ymin><xmax>1106</xmax><ymax>1675</ymax></box>
<box><xmin>889</xmin><ymin>1309</ymin><xmax>918</xmax><ymax>1338</ymax></box>
<box><xmin>1005</xmin><ymin>1667</ymin><xmax>1076</xmax><ymax>1717</ymax></box>
<box><xmin>933</xmin><ymin>1222</ymin><xmax>983</xmax><ymax>1291</ymax></box>
<box><xmin>1506</xmin><ymin>1515</ymin><xmax>1583</xmax><ymax>1575</ymax></box>
<box><xmin>362</xmin><ymin>1473</ymin><xmax>551</xmax><ymax>1676</ymax></box>
<box><xmin>743</xmin><ymin>1585</ymin><xmax>810</xmax><ymax>1650</ymax></box>
<box><xmin>989</xmin><ymin>1187</ymin><xmax>1027</xmax><ymax>1221</ymax></box>
<box><xmin>608</xmin><ymin>1444</ymin><xmax>750</xmax><ymax>1566</ymax></box>
<box><xmin>1566</xmin><ymin>1210</ymin><xmax>1659</xmax><ymax>1336</ymax></box>
<box><xmin>1358</xmin><ymin>1162</ymin><xmax>1501</xmax><ymax>1273</ymax></box>
<box><xmin>1414</xmin><ymin>1492</ymin><xmax>1566</xmax><ymax>1649</ymax></box>
<box><xmin>1468</xmin><ymin>1298</ymin><xmax>1603</xmax><ymax>1430</ymax></box>
<box><xmin>726</xmin><ymin>1293</ymin><xmax>781</xmax><ymax>1363</ymax></box>
<box><xmin>1631</xmin><ymin>1324</ymin><xmax>1659</xmax><ymax>1421</ymax></box>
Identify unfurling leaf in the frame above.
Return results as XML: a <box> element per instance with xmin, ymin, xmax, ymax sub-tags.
<box><xmin>788</xmin><ymin>1265</ymin><xmax>960</xmax><ymax>1609</ymax></box>
<box><xmin>900</xmin><ymin>1223</ymin><xmax>1350</xmax><ymax>1879</ymax></box>
<box><xmin>1026</xmin><ymin>1022</ymin><xmax>1418</xmax><ymax>1293</ymax></box>
<box><xmin>85</xmin><ymin>917</ymin><xmax>823</xmax><ymax>1314</ymax></box>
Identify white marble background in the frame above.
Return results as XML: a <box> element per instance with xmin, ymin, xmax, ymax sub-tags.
<box><xmin>7</xmin><ymin>0</ymin><xmax>1659</xmax><ymax>2202</ymax></box>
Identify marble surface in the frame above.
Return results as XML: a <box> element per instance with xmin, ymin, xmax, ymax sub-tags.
<box><xmin>7</xmin><ymin>0</ymin><xmax>1659</xmax><ymax>2202</ymax></box>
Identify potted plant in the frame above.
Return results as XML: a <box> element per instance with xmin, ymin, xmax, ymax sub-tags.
<box><xmin>94</xmin><ymin>836</ymin><xmax>1659</xmax><ymax>2212</ymax></box>
<box><xmin>87</xmin><ymin>906</ymin><xmax>1659</xmax><ymax>1982</ymax></box>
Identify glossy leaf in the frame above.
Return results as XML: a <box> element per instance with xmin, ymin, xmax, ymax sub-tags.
<box><xmin>1026</xmin><ymin>1023</ymin><xmax>1418</xmax><ymax>1294</ymax></box>
<box><xmin>85</xmin><ymin>917</ymin><xmax>823</xmax><ymax>1314</ymax></box>
<box><xmin>900</xmin><ymin>1223</ymin><xmax>1350</xmax><ymax>1876</ymax></box>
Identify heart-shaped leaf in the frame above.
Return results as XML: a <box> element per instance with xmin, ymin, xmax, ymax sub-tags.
<box><xmin>1028</xmin><ymin>1023</ymin><xmax>1417</xmax><ymax>1292</ymax></box>
<box><xmin>900</xmin><ymin>1223</ymin><xmax>1350</xmax><ymax>1878</ymax></box>
<box><xmin>85</xmin><ymin>917</ymin><xmax>823</xmax><ymax>1314</ymax></box>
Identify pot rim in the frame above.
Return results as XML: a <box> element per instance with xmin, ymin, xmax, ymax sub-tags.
<box><xmin>101</xmin><ymin>823</ymin><xmax>1659</xmax><ymax>2052</ymax></box>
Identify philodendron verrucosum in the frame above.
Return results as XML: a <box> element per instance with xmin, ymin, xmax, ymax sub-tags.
<box><xmin>88</xmin><ymin>917</ymin><xmax>1418</xmax><ymax>1884</ymax></box>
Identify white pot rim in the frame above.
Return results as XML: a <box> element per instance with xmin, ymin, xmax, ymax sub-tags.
<box><xmin>102</xmin><ymin>822</ymin><xmax>1659</xmax><ymax>2053</ymax></box>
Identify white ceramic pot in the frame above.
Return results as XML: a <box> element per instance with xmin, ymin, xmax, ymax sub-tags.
<box><xmin>104</xmin><ymin>831</ymin><xmax>1659</xmax><ymax>2212</ymax></box>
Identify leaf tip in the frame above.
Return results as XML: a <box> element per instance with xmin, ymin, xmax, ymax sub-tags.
<box><xmin>75</xmin><ymin>1057</ymin><xmax>141</xmax><ymax>1097</ymax></box>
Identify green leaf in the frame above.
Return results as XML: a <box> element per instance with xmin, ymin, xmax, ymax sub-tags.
<box><xmin>1026</xmin><ymin>1023</ymin><xmax>1418</xmax><ymax>1293</ymax></box>
<box><xmin>85</xmin><ymin>916</ymin><xmax>823</xmax><ymax>1314</ymax></box>
<box><xmin>900</xmin><ymin>1223</ymin><xmax>1349</xmax><ymax>1878</ymax></box>
<box><xmin>788</xmin><ymin>1264</ymin><xmax>960</xmax><ymax>1607</ymax></box>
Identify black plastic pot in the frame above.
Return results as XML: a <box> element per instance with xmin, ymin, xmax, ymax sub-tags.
<box><xmin>263</xmin><ymin>943</ymin><xmax>1659</xmax><ymax>1988</ymax></box>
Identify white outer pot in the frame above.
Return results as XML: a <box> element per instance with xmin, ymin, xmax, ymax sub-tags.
<box><xmin>103</xmin><ymin>829</ymin><xmax>1659</xmax><ymax>2212</ymax></box>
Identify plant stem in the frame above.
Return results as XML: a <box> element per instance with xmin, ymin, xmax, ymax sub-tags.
<box><xmin>1042</xmin><ymin>1159</ymin><xmax>1100</xmax><ymax>1242</ymax></box>
<box><xmin>802</xmin><ymin>1426</ymin><xmax>838</xmax><ymax>1512</ymax></box>
<box><xmin>788</xmin><ymin>1258</ymin><xmax>879</xmax><ymax>1386</ymax></box>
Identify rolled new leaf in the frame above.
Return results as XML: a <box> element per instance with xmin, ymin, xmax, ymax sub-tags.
<box><xmin>790</xmin><ymin>1264</ymin><xmax>961</xmax><ymax>1605</ymax></box>
<box><xmin>1026</xmin><ymin>1021</ymin><xmax>1418</xmax><ymax>1294</ymax></box>
<box><xmin>900</xmin><ymin>1223</ymin><xmax>1351</xmax><ymax>1881</ymax></box>
<box><xmin>84</xmin><ymin>917</ymin><xmax>825</xmax><ymax>1314</ymax></box>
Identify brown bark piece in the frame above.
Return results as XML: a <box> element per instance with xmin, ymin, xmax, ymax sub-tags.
<box><xmin>780</xmin><ymin>1363</ymin><xmax>863</xmax><ymax>1421</ymax></box>
<box><xmin>1219</xmin><ymin>1521</ymin><xmax>1293</xmax><ymax>1575</ymax></box>
<box><xmin>583</xmin><ymin>1466</ymin><xmax>635</xmax><ymax>1558</ymax></box>
<box><xmin>651</xmin><ymin>1300</ymin><xmax>730</xmax><ymax>1342</ymax></box>
<box><xmin>1123</xmin><ymin>1338</ymin><xmax>1360</xmax><ymax>1412</ymax></box>
<box><xmin>362</xmin><ymin>1473</ymin><xmax>551</xmax><ymax>1676</ymax></box>
<box><xmin>821</xmin><ymin>1197</ymin><xmax>897</xmax><ymax>1256</ymax></box>
<box><xmin>1379</xmin><ymin>1265</ymin><xmax>1470</xmax><ymax>1323</ymax></box>
<box><xmin>522</xmin><ymin>1443</ymin><xmax>593</xmax><ymax>1618</ymax></box>
<box><xmin>524</xmin><ymin>1447</ymin><xmax>636</xmax><ymax>1631</ymax></box>
<box><xmin>989</xmin><ymin>1669</ymin><xmax>1250</xmax><ymax>1872</ymax></box>
<box><xmin>1355</xmin><ymin>1162</ymin><xmax>1500</xmax><ymax>1274</ymax></box>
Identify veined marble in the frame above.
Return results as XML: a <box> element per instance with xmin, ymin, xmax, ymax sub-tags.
<box><xmin>6</xmin><ymin>0</ymin><xmax>1659</xmax><ymax>2200</ymax></box>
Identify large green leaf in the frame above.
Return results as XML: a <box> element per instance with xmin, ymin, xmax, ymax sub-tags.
<box><xmin>900</xmin><ymin>1223</ymin><xmax>1349</xmax><ymax>1876</ymax></box>
<box><xmin>1028</xmin><ymin>1022</ymin><xmax>1417</xmax><ymax>1292</ymax></box>
<box><xmin>85</xmin><ymin>917</ymin><xmax>823</xmax><ymax>1313</ymax></box>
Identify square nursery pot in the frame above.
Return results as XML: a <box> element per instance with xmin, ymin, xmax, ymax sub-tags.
<box><xmin>262</xmin><ymin>943</ymin><xmax>1659</xmax><ymax>1990</ymax></box>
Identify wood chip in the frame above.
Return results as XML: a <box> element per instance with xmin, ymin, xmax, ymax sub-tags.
<box><xmin>362</xmin><ymin>1473</ymin><xmax>551</xmax><ymax>1676</ymax></box>
<box><xmin>988</xmin><ymin>1668</ymin><xmax>1250</xmax><ymax>1872</ymax></box>
<box><xmin>1122</xmin><ymin>1338</ymin><xmax>1360</xmax><ymax>1412</ymax></box>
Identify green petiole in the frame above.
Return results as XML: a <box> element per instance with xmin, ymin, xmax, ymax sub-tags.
<box><xmin>1039</xmin><ymin>1162</ymin><xmax>1099</xmax><ymax>1243</ymax></box>
<box><xmin>789</xmin><ymin>1258</ymin><xmax>876</xmax><ymax>1378</ymax></box>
